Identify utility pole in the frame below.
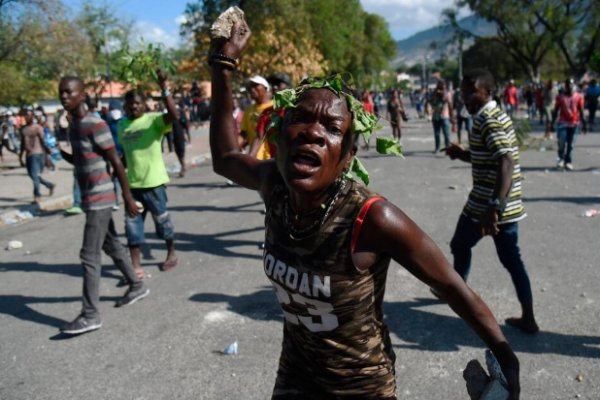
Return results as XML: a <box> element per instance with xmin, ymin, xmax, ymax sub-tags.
<box><xmin>422</xmin><ymin>55</ymin><xmax>427</xmax><ymax>91</ymax></box>
<box><xmin>458</xmin><ymin>37</ymin><xmax>463</xmax><ymax>83</ymax></box>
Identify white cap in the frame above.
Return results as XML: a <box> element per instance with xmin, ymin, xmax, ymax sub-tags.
<box><xmin>110</xmin><ymin>109</ymin><xmax>122</xmax><ymax>120</ymax></box>
<box><xmin>248</xmin><ymin>75</ymin><xmax>270</xmax><ymax>91</ymax></box>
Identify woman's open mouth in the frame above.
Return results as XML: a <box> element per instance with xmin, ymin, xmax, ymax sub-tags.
<box><xmin>290</xmin><ymin>151</ymin><xmax>321</xmax><ymax>173</ymax></box>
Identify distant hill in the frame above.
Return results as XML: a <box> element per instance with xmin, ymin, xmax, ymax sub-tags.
<box><xmin>393</xmin><ymin>15</ymin><xmax>496</xmax><ymax>67</ymax></box>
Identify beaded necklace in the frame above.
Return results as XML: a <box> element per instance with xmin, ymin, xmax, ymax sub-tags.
<box><xmin>284</xmin><ymin>179</ymin><xmax>347</xmax><ymax>240</ymax></box>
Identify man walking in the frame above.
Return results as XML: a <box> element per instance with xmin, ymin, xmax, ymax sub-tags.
<box><xmin>118</xmin><ymin>71</ymin><xmax>179</xmax><ymax>278</ymax></box>
<box><xmin>445</xmin><ymin>69</ymin><xmax>539</xmax><ymax>335</ymax></box>
<box><xmin>58</xmin><ymin>76</ymin><xmax>149</xmax><ymax>335</ymax></box>
<box><xmin>504</xmin><ymin>80</ymin><xmax>518</xmax><ymax>118</ymax></box>
<box><xmin>551</xmin><ymin>78</ymin><xmax>587</xmax><ymax>171</ymax></box>
<box><xmin>19</xmin><ymin>109</ymin><xmax>55</xmax><ymax>203</ymax></box>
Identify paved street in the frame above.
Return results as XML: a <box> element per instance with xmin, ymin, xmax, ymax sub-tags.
<box><xmin>1</xmin><ymin>116</ymin><xmax>599</xmax><ymax>399</ymax></box>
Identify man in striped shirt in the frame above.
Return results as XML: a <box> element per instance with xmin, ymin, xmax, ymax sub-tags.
<box><xmin>58</xmin><ymin>77</ymin><xmax>149</xmax><ymax>335</ymax></box>
<box><xmin>445</xmin><ymin>69</ymin><xmax>539</xmax><ymax>334</ymax></box>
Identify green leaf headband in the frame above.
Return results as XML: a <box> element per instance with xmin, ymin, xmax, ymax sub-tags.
<box><xmin>269</xmin><ymin>74</ymin><xmax>402</xmax><ymax>185</ymax></box>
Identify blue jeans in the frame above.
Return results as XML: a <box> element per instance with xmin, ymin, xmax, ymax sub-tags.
<box><xmin>26</xmin><ymin>154</ymin><xmax>54</xmax><ymax>198</ymax></box>
<box><xmin>432</xmin><ymin>118</ymin><xmax>451</xmax><ymax>151</ymax></box>
<box><xmin>457</xmin><ymin>116</ymin><xmax>472</xmax><ymax>134</ymax></box>
<box><xmin>557</xmin><ymin>125</ymin><xmax>578</xmax><ymax>163</ymax></box>
<box><xmin>450</xmin><ymin>214</ymin><xmax>533</xmax><ymax>305</ymax></box>
<box><xmin>73</xmin><ymin>172</ymin><xmax>82</xmax><ymax>208</ymax></box>
<box><xmin>125</xmin><ymin>185</ymin><xmax>175</xmax><ymax>246</ymax></box>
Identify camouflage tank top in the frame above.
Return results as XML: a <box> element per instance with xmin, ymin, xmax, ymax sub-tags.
<box><xmin>264</xmin><ymin>179</ymin><xmax>397</xmax><ymax>399</ymax></box>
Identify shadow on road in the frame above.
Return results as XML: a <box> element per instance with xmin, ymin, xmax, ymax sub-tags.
<box><xmin>145</xmin><ymin>227</ymin><xmax>264</xmax><ymax>260</ymax></box>
<box><xmin>523</xmin><ymin>195</ymin><xmax>600</xmax><ymax>204</ymax></box>
<box><xmin>168</xmin><ymin>182</ymin><xmax>232</xmax><ymax>190</ymax></box>
<box><xmin>0</xmin><ymin>295</ymin><xmax>79</xmax><ymax>328</ymax></box>
<box><xmin>0</xmin><ymin>294</ymin><xmax>119</xmax><ymax>329</ymax></box>
<box><xmin>0</xmin><ymin>261</ymin><xmax>123</xmax><ymax>280</ymax></box>
<box><xmin>189</xmin><ymin>290</ymin><xmax>600</xmax><ymax>359</ymax></box>
<box><xmin>385</xmin><ymin>297</ymin><xmax>600</xmax><ymax>359</ymax></box>
<box><xmin>169</xmin><ymin>200</ymin><xmax>263</xmax><ymax>214</ymax></box>
<box><xmin>189</xmin><ymin>286</ymin><xmax>281</xmax><ymax>321</ymax></box>
<box><xmin>521</xmin><ymin>166</ymin><xmax>599</xmax><ymax>173</ymax></box>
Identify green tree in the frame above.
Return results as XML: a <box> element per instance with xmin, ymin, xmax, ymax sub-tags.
<box><xmin>75</xmin><ymin>0</ymin><xmax>134</xmax><ymax>97</ymax></box>
<box><xmin>458</xmin><ymin>0</ymin><xmax>555</xmax><ymax>81</ymax></box>
<box><xmin>0</xmin><ymin>0</ymin><xmax>95</xmax><ymax>104</ymax></box>
<box><xmin>441</xmin><ymin>8</ymin><xmax>470</xmax><ymax>81</ymax></box>
<box><xmin>461</xmin><ymin>37</ymin><xmax>525</xmax><ymax>83</ymax></box>
<box><xmin>359</xmin><ymin>13</ymin><xmax>397</xmax><ymax>87</ymax></box>
<box><xmin>180</xmin><ymin>0</ymin><xmax>395</xmax><ymax>85</ymax></box>
<box><xmin>591</xmin><ymin>52</ymin><xmax>600</xmax><ymax>74</ymax></box>
<box><xmin>531</xmin><ymin>0</ymin><xmax>600</xmax><ymax>79</ymax></box>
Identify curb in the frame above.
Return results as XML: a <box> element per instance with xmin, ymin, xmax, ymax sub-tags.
<box><xmin>0</xmin><ymin>195</ymin><xmax>73</xmax><ymax>228</ymax></box>
<box><xmin>0</xmin><ymin>152</ymin><xmax>213</xmax><ymax>229</ymax></box>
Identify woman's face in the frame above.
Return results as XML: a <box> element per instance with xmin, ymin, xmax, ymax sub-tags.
<box><xmin>276</xmin><ymin>88</ymin><xmax>354</xmax><ymax>195</ymax></box>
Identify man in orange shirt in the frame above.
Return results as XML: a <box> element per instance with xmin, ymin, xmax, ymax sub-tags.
<box><xmin>551</xmin><ymin>78</ymin><xmax>587</xmax><ymax>170</ymax></box>
<box><xmin>504</xmin><ymin>80</ymin><xmax>518</xmax><ymax>118</ymax></box>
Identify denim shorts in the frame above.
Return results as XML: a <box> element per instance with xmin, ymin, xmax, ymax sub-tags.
<box><xmin>125</xmin><ymin>185</ymin><xmax>175</xmax><ymax>246</ymax></box>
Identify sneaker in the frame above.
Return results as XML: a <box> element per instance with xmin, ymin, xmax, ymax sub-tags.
<box><xmin>60</xmin><ymin>314</ymin><xmax>102</xmax><ymax>335</ymax></box>
<box><xmin>112</xmin><ymin>204</ymin><xmax>120</xmax><ymax>211</ymax></box>
<box><xmin>565</xmin><ymin>162</ymin><xmax>573</xmax><ymax>171</ymax></box>
<box><xmin>65</xmin><ymin>206</ymin><xmax>83</xmax><ymax>214</ymax></box>
<box><xmin>115</xmin><ymin>284</ymin><xmax>149</xmax><ymax>307</ymax></box>
<box><xmin>556</xmin><ymin>159</ymin><xmax>565</xmax><ymax>168</ymax></box>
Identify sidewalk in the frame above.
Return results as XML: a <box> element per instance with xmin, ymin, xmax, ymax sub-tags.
<box><xmin>0</xmin><ymin>125</ymin><xmax>211</xmax><ymax>228</ymax></box>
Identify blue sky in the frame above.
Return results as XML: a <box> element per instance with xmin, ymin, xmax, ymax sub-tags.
<box><xmin>63</xmin><ymin>0</ymin><xmax>462</xmax><ymax>46</ymax></box>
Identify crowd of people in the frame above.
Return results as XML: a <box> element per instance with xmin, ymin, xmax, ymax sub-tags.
<box><xmin>383</xmin><ymin>76</ymin><xmax>596</xmax><ymax>173</ymax></box>
<box><xmin>1</xmin><ymin>16</ymin><xmax>598</xmax><ymax>398</ymax></box>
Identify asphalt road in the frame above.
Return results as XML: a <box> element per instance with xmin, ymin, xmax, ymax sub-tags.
<box><xmin>1</xmin><ymin>117</ymin><xmax>599</xmax><ymax>400</ymax></box>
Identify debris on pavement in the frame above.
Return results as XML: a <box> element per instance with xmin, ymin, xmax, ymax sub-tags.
<box><xmin>222</xmin><ymin>341</ymin><xmax>238</xmax><ymax>355</ymax></box>
<box><xmin>6</xmin><ymin>240</ymin><xmax>23</xmax><ymax>250</ymax></box>
<box><xmin>1</xmin><ymin>210</ymin><xmax>35</xmax><ymax>226</ymax></box>
<box><xmin>580</xmin><ymin>209</ymin><xmax>597</xmax><ymax>218</ymax></box>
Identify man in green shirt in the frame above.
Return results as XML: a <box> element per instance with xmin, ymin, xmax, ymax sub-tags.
<box><xmin>118</xmin><ymin>71</ymin><xmax>178</xmax><ymax>278</ymax></box>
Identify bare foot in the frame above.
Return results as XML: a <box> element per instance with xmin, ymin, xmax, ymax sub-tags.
<box><xmin>505</xmin><ymin>317</ymin><xmax>539</xmax><ymax>334</ymax></box>
<box><xmin>162</xmin><ymin>257</ymin><xmax>178</xmax><ymax>272</ymax></box>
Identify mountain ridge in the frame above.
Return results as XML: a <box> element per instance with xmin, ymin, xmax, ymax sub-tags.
<box><xmin>393</xmin><ymin>15</ymin><xmax>496</xmax><ymax>67</ymax></box>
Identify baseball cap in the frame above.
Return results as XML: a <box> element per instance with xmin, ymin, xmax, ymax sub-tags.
<box><xmin>247</xmin><ymin>75</ymin><xmax>270</xmax><ymax>91</ymax></box>
<box><xmin>109</xmin><ymin>109</ymin><xmax>122</xmax><ymax>121</ymax></box>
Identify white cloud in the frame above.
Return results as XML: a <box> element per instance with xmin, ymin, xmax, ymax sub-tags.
<box><xmin>175</xmin><ymin>14</ymin><xmax>187</xmax><ymax>26</ymax></box>
<box><xmin>134</xmin><ymin>20</ymin><xmax>180</xmax><ymax>49</ymax></box>
<box><xmin>360</xmin><ymin>0</ymin><xmax>468</xmax><ymax>39</ymax></box>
